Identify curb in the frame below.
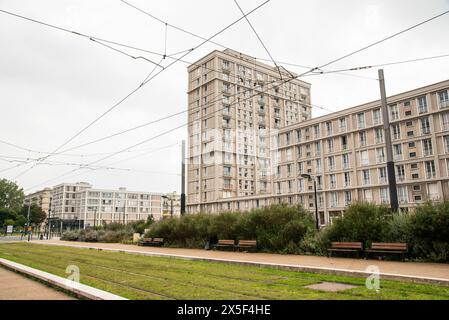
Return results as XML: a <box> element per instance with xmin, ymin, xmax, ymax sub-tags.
<box><xmin>31</xmin><ymin>242</ymin><xmax>449</xmax><ymax>287</ymax></box>
<box><xmin>0</xmin><ymin>258</ymin><xmax>127</xmax><ymax>300</ymax></box>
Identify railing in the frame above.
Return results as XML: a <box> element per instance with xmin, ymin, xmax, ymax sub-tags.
<box><xmin>439</xmin><ymin>100</ymin><xmax>449</xmax><ymax>109</ymax></box>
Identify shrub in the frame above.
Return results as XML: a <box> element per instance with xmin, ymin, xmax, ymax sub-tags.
<box><xmin>146</xmin><ymin>204</ymin><xmax>316</xmax><ymax>252</ymax></box>
<box><xmin>407</xmin><ymin>202</ymin><xmax>449</xmax><ymax>262</ymax></box>
<box><xmin>322</xmin><ymin>202</ymin><xmax>391</xmax><ymax>249</ymax></box>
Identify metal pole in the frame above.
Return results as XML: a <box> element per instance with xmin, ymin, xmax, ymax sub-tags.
<box><xmin>181</xmin><ymin>139</ymin><xmax>186</xmax><ymax>215</ymax></box>
<box><xmin>170</xmin><ymin>199</ymin><xmax>174</xmax><ymax>218</ymax></box>
<box><xmin>378</xmin><ymin>69</ymin><xmax>399</xmax><ymax>212</ymax></box>
<box><xmin>26</xmin><ymin>202</ymin><xmax>31</xmax><ymax>242</ymax></box>
<box><xmin>47</xmin><ymin>209</ymin><xmax>51</xmax><ymax>240</ymax></box>
<box><xmin>314</xmin><ymin>179</ymin><xmax>319</xmax><ymax>231</ymax></box>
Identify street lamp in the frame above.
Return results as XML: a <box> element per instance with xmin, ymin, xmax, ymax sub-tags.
<box><xmin>162</xmin><ymin>195</ymin><xmax>174</xmax><ymax>218</ymax></box>
<box><xmin>301</xmin><ymin>174</ymin><xmax>320</xmax><ymax>231</ymax></box>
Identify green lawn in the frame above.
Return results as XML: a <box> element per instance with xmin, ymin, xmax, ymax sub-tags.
<box><xmin>0</xmin><ymin>243</ymin><xmax>448</xmax><ymax>300</ymax></box>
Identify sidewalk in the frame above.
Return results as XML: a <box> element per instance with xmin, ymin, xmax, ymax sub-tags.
<box><xmin>0</xmin><ymin>267</ymin><xmax>75</xmax><ymax>300</ymax></box>
<box><xmin>30</xmin><ymin>239</ymin><xmax>449</xmax><ymax>284</ymax></box>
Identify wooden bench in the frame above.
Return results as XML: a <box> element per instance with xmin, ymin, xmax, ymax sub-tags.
<box><xmin>236</xmin><ymin>240</ymin><xmax>257</xmax><ymax>252</ymax></box>
<box><xmin>139</xmin><ymin>237</ymin><xmax>164</xmax><ymax>246</ymax></box>
<box><xmin>365</xmin><ymin>242</ymin><xmax>408</xmax><ymax>260</ymax></box>
<box><xmin>213</xmin><ymin>239</ymin><xmax>236</xmax><ymax>251</ymax></box>
<box><xmin>327</xmin><ymin>242</ymin><xmax>363</xmax><ymax>258</ymax></box>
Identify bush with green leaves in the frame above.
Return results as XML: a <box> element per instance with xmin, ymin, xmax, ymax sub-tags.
<box><xmin>407</xmin><ymin>202</ymin><xmax>449</xmax><ymax>262</ymax></box>
<box><xmin>321</xmin><ymin>202</ymin><xmax>392</xmax><ymax>249</ymax></box>
<box><xmin>146</xmin><ymin>204</ymin><xmax>316</xmax><ymax>252</ymax></box>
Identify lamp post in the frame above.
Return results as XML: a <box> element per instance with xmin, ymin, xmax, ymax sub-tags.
<box><xmin>301</xmin><ymin>174</ymin><xmax>320</xmax><ymax>231</ymax></box>
<box><xmin>162</xmin><ymin>195</ymin><xmax>174</xmax><ymax>218</ymax></box>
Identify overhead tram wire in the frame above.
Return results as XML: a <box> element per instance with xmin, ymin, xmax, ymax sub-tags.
<box><xmin>233</xmin><ymin>0</ymin><xmax>287</xmax><ymax>80</ymax></box>
<box><xmin>7</xmin><ymin>0</ymin><xmax>271</xmax><ymax>180</ymax></box>
<box><xmin>0</xmin><ymin>7</ymin><xmax>359</xmax><ymax>89</ymax></box>
<box><xmin>22</xmin><ymin>5</ymin><xmax>449</xmax><ymax>190</ymax></box>
<box><xmin>303</xmin><ymin>53</ymin><xmax>449</xmax><ymax>77</ymax></box>
<box><xmin>65</xmin><ymin>6</ymin><xmax>449</xmax><ymax>168</ymax></box>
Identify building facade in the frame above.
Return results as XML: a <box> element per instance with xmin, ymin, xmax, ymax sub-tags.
<box><xmin>50</xmin><ymin>182</ymin><xmax>164</xmax><ymax>230</ymax></box>
<box><xmin>162</xmin><ymin>191</ymin><xmax>181</xmax><ymax>218</ymax></box>
<box><xmin>187</xmin><ymin>78</ymin><xmax>449</xmax><ymax>225</ymax></box>
<box><xmin>24</xmin><ymin>187</ymin><xmax>52</xmax><ymax>214</ymax></box>
<box><xmin>187</xmin><ymin>49</ymin><xmax>312</xmax><ymax>213</ymax></box>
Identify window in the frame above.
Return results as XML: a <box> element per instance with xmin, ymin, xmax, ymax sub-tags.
<box><xmin>363</xmin><ymin>189</ymin><xmax>373</xmax><ymax>202</ymax></box>
<box><xmin>420</xmin><ymin>117</ymin><xmax>430</xmax><ymax>135</ymax></box>
<box><xmin>330</xmin><ymin>174</ymin><xmax>336</xmax><ymax>188</ymax></box>
<box><xmin>409</xmin><ymin>152</ymin><xmax>416</xmax><ymax>158</ymax></box>
<box><xmin>390</xmin><ymin>104</ymin><xmax>399</xmax><ymax>120</ymax></box>
<box><xmin>378</xmin><ymin>167</ymin><xmax>387</xmax><ymax>184</ymax></box>
<box><xmin>326</xmin><ymin>122</ymin><xmax>333</xmax><ymax>135</ymax></box>
<box><xmin>342</xmin><ymin>153</ymin><xmax>350</xmax><ymax>169</ymax></box>
<box><xmin>418</xmin><ymin>96</ymin><xmax>428</xmax><ymax>113</ymax></box>
<box><xmin>425</xmin><ymin>160</ymin><xmax>436</xmax><ymax>179</ymax></box>
<box><xmin>330</xmin><ymin>192</ymin><xmax>338</xmax><ymax>207</ymax></box>
<box><xmin>341</xmin><ymin>135</ymin><xmax>348</xmax><ymax>150</ymax></box>
<box><xmin>287</xmin><ymin>164</ymin><xmax>293</xmax><ymax>176</ymax></box>
<box><xmin>438</xmin><ymin>90</ymin><xmax>449</xmax><ymax>109</ymax></box>
<box><xmin>327</xmin><ymin>139</ymin><xmax>334</xmax><ymax>153</ymax></box>
<box><xmin>427</xmin><ymin>183</ymin><xmax>439</xmax><ymax>200</ymax></box>
<box><xmin>376</xmin><ymin>148</ymin><xmax>385</xmax><ymax>163</ymax></box>
<box><xmin>398</xmin><ymin>186</ymin><xmax>408</xmax><ymax>203</ymax></box>
<box><xmin>344</xmin><ymin>191</ymin><xmax>352</xmax><ymax>205</ymax></box>
<box><xmin>397</xmin><ymin>165</ymin><xmax>405</xmax><ymax>181</ymax></box>
<box><xmin>405</xmin><ymin>110</ymin><xmax>412</xmax><ymax>117</ymax></box>
<box><xmin>296</xmin><ymin>129</ymin><xmax>302</xmax><ymax>142</ymax></box>
<box><xmin>344</xmin><ymin>172</ymin><xmax>351</xmax><ymax>187</ymax></box>
<box><xmin>223</xmin><ymin>166</ymin><xmax>231</xmax><ymax>176</ymax></box>
<box><xmin>360</xmin><ymin>150</ymin><xmax>369</xmax><ymax>166</ymax></box>
<box><xmin>375</xmin><ymin>128</ymin><xmax>384</xmax><ymax>144</ymax></box>
<box><xmin>422</xmin><ymin>139</ymin><xmax>433</xmax><ymax>156</ymax></box>
<box><xmin>339</xmin><ymin>118</ymin><xmax>347</xmax><ymax>131</ymax></box>
<box><xmin>315</xmin><ymin>141</ymin><xmax>321</xmax><ymax>155</ymax></box>
<box><xmin>393</xmin><ymin>144</ymin><xmax>403</xmax><ymax>161</ymax></box>
<box><xmin>298</xmin><ymin>179</ymin><xmax>304</xmax><ymax>192</ymax></box>
<box><xmin>373</xmin><ymin>109</ymin><xmax>382</xmax><ymax>125</ymax></box>
<box><xmin>409</xmin><ymin>142</ymin><xmax>416</xmax><ymax>148</ymax></box>
<box><xmin>406</xmin><ymin>121</ymin><xmax>413</xmax><ymax>127</ymax></box>
<box><xmin>362</xmin><ymin>169</ymin><xmax>370</xmax><ymax>185</ymax></box>
<box><xmin>316</xmin><ymin>159</ymin><xmax>322</xmax><ymax>173</ymax></box>
<box><xmin>314</xmin><ymin>125</ymin><xmax>320</xmax><ymax>138</ymax></box>
<box><xmin>444</xmin><ymin>136</ymin><xmax>449</xmax><ymax>153</ymax></box>
<box><xmin>359</xmin><ymin>131</ymin><xmax>367</xmax><ymax>146</ymax></box>
<box><xmin>392</xmin><ymin>123</ymin><xmax>401</xmax><ymax>140</ymax></box>
<box><xmin>442</xmin><ymin>113</ymin><xmax>449</xmax><ymax>131</ymax></box>
<box><xmin>380</xmin><ymin>187</ymin><xmax>390</xmax><ymax>204</ymax></box>
<box><xmin>357</xmin><ymin>113</ymin><xmax>365</xmax><ymax>129</ymax></box>
<box><xmin>297</xmin><ymin>162</ymin><xmax>304</xmax><ymax>174</ymax></box>
<box><xmin>328</xmin><ymin>156</ymin><xmax>335</xmax><ymax>171</ymax></box>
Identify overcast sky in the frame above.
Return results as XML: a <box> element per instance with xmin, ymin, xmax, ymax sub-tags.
<box><xmin>1</xmin><ymin>0</ymin><xmax>449</xmax><ymax>194</ymax></box>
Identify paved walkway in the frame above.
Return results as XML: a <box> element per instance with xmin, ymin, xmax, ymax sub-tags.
<box><xmin>28</xmin><ymin>239</ymin><xmax>449</xmax><ymax>283</ymax></box>
<box><xmin>0</xmin><ymin>267</ymin><xmax>75</xmax><ymax>300</ymax></box>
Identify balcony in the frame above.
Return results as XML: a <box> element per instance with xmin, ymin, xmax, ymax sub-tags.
<box><xmin>222</xmin><ymin>87</ymin><xmax>231</xmax><ymax>95</ymax></box>
<box><xmin>222</xmin><ymin>64</ymin><xmax>230</xmax><ymax>74</ymax></box>
<box><xmin>222</xmin><ymin>109</ymin><xmax>231</xmax><ymax>118</ymax></box>
<box><xmin>397</xmin><ymin>175</ymin><xmax>405</xmax><ymax>182</ymax></box>
<box><xmin>439</xmin><ymin>100</ymin><xmax>449</xmax><ymax>109</ymax></box>
<box><xmin>223</xmin><ymin>184</ymin><xmax>233</xmax><ymax>190</ymax></box>
<box><xmin>426</xmin><ymin>172</ymin><xmax>436</xmax><ymax>179</ymax></box>
<box><xmin>258</xmin><ymin>99</ymin><xmax>265</xmax><ymax>106</ymax></box>
<box><xmin>222</xmin><ymin>122</ymin><xmax>231</xmax><ymax>129</ymax></box>
<box><xmin>258</xmin><ymin>108</ymin><xmax>265</xmax><ymax>115</ymax></box>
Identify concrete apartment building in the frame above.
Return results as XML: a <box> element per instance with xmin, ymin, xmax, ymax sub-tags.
<box><xmin>162</xmin><ymin>191</ymin><xmax>181</xmax><ymax>218</ymax></box>
<box><xmin>186</xmin><ymin>49</ymin><xmax>312</xmax><ymax>213</ymax></box>
<box><xmin>24</xmin><ymin>187</ymin><xmax>52</xmax><ymax>214</ymax></box>
<box><xmin>50</xmin><ymin>182</ymin><xmax>164</xmax><ymax>230</ymax></box>
<box><xmin>186</xmin><ymin>75</ymin><xmax>449</xmax><ymax>225</ymax></box>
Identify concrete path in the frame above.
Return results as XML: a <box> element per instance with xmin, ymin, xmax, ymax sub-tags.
<box><xmin>0</xmin><ymin>267</ymin><xmax>75</xmax><ymax>300</ymax></box>
<box><xmin>27</xmin><ymin>239</ymin><xmax>449</xmax><ymax>284</ymax></box>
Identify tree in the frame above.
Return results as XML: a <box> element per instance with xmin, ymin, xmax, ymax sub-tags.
<box><xmin>0</xmin><ymin>208</ymin><xmax>18</xmax><ymax>227</ymax></box>
<box><xmin>0</xmin><ymin>179</ymin><xmax>24</xmax><ymax>212</ymax></box>
<box><xmin>19</xmin><ymin>204</ymin><xmax>46</xmax><ymax>226</ymax></box>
